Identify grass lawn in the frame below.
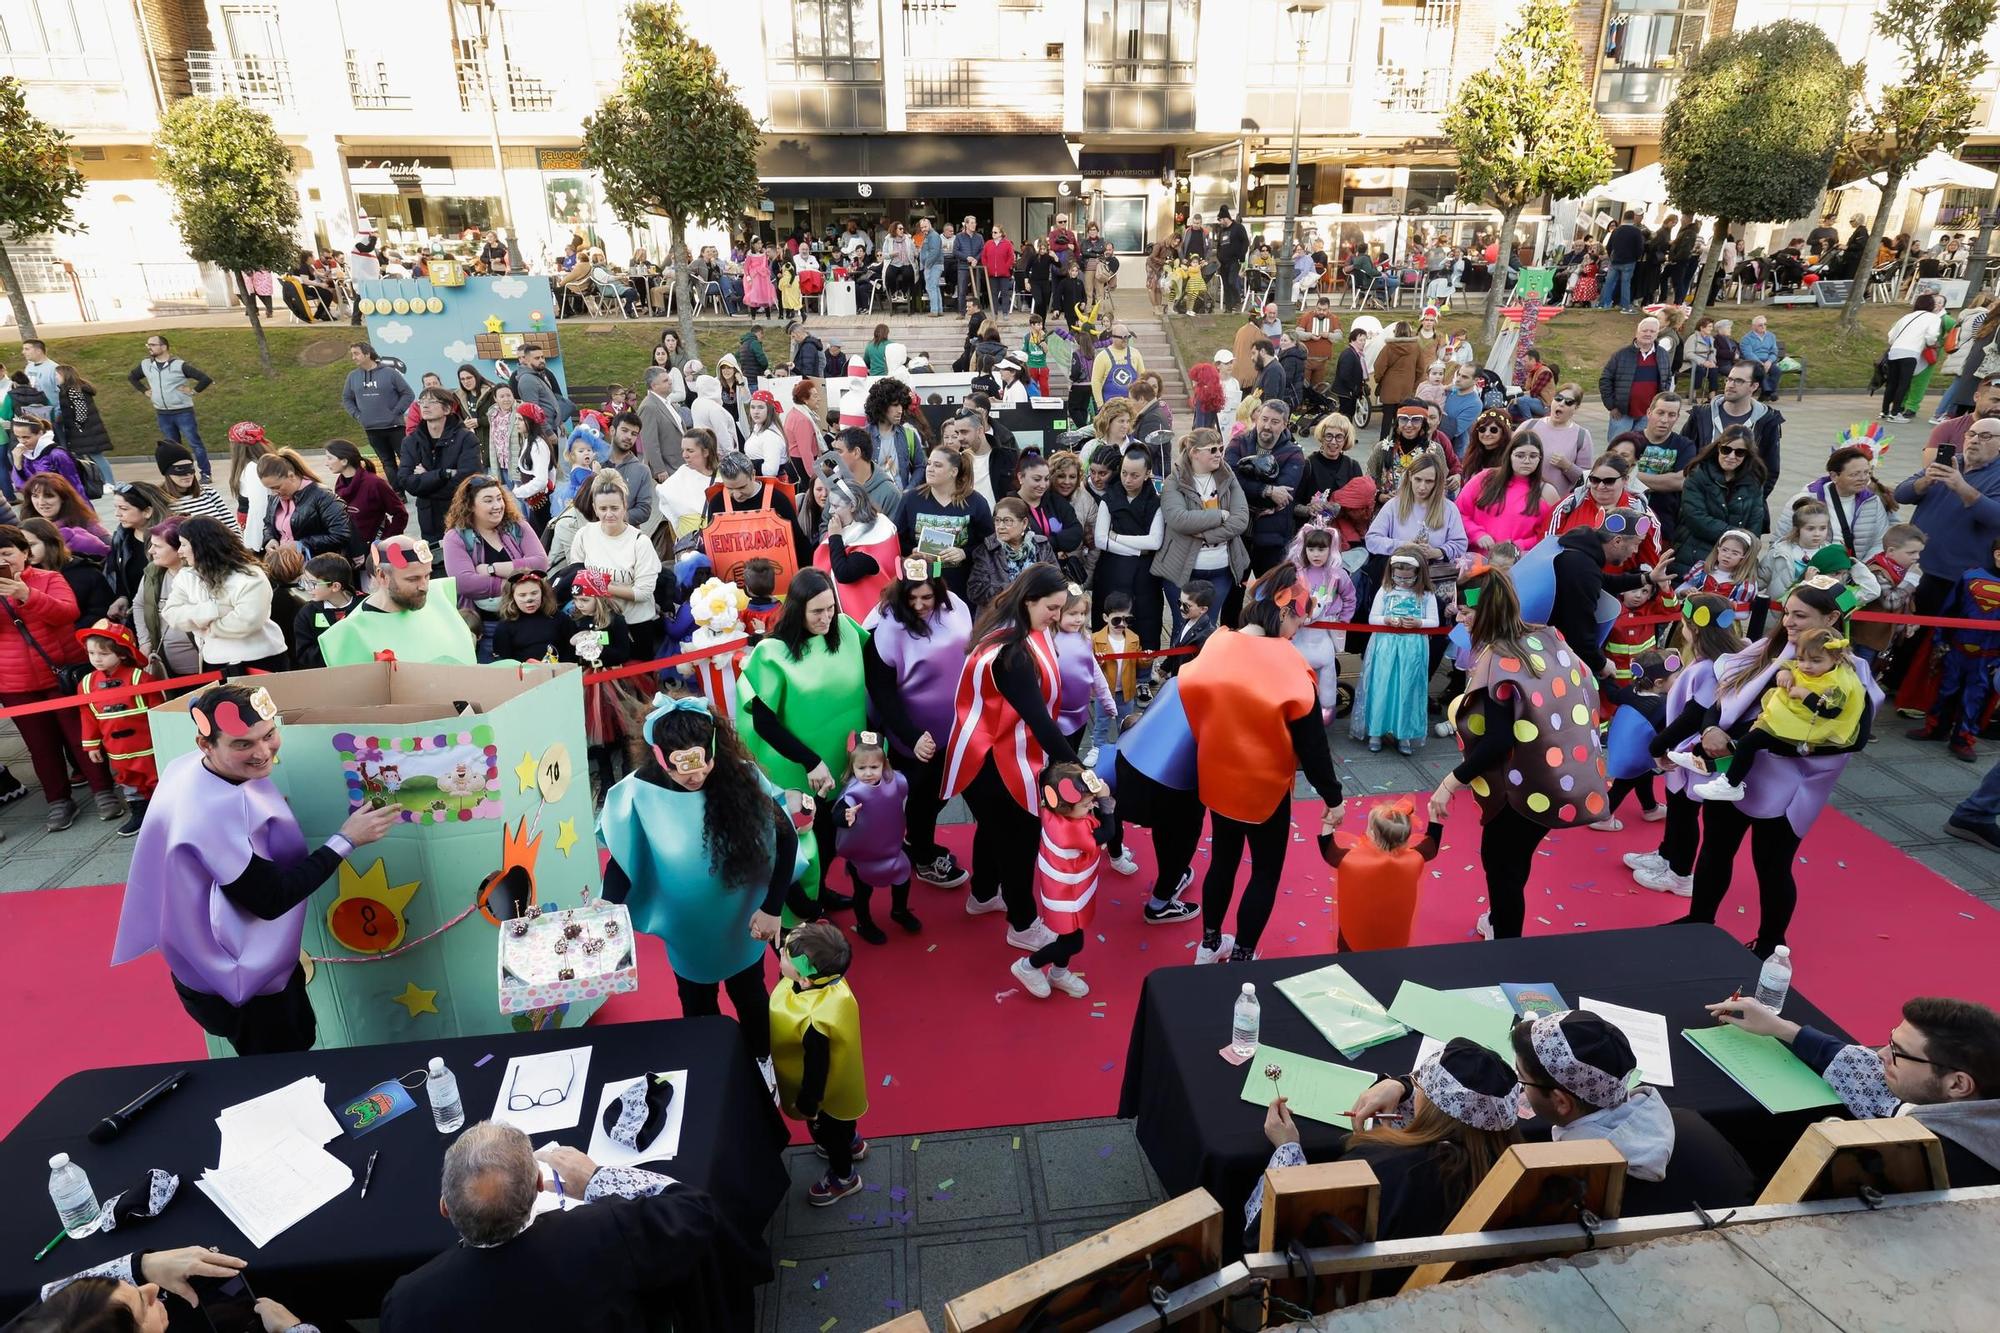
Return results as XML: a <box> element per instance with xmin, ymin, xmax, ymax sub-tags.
<box><xmin>1161</xmin><ymin>303</ymin><xmax>1906</xmax><ymax>395</ymax></box>
<box><xmin>18</xmin><ymin>320</ymin><xmax>789</xmax><ymax>458</ymax></box>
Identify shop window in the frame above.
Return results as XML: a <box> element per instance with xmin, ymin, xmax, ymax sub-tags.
<box><xmin>1095</xmin><ymin>196</ymin><xmax>1146</xmax><ymax>253</ymax></box>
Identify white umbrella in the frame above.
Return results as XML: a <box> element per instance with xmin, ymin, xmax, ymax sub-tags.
<box><xmin>1581</xmin><ymin>162</ymin><xmax>1671</xmax><ymax>207</ymax></box>
<box><xmin>1835</xmin><ymin>148</ymin><xmax>1998</xmax><ymax>195</ymax></box>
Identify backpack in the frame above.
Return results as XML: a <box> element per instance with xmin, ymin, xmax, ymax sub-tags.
<box><xmin>74</xmin><ymin>452</ymin><xmax>106</xmax><ymax>499</ymax></box>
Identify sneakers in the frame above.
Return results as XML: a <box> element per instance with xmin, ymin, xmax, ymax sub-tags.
<box><xmin>1010</xmin><ymin>955</ymin><xmax>1053</xmax><ymax>997</ymax></box>
<box><xmin>1664</xmin><ymin>749</ymin><xmax>1709</xmax><ymax>775</ymax></box>
<box><xmin>0</xmin><ymin>768</ymin><xmax>25</xmax><ymax>807</ymax></box>
<box><xmin>1634</xmin><ymin>864</ymin><xmax>1694</xmax><ymax>896</ymax></box>
<box><xmin>44</xmin><ymin>799</ymin><xmax>77</xmax><ymax>832</ymax></box>
<box><xmin>1642</xmin><ymin>806</ymin><xmax>1668</xmax><ymax>823</ymax></box>
<box><xmin>1590</xmin><ymin>816</ymin><xmax>1624</xmax><ymax>832</ymax></box>
<box><xmin>817</xmin><ymin>887</ymin><xmax>855</xmax><ymax>912</ymax></box>
<box><xmin>1906</xmin><ymin>723</ymin><xmax>1945</xmax><ymax>742</ymax></box>
<box><xmin>1194</xmin><ymin>932</ymin><xmax>1235</xmax><ymax>965</ymax></box>
<box><xmin>1047</xmin><ymin>966</ymin><xmax>1091</xmax><ymax>998</ymax></box>
<box><xmin>1950</xmin><ymin>739</ymin><xmax>1979</xmax><ymax>763</ymax></box>
<box><xmin>1143</xmin><ymin>898</ymin><xmax>1200</xmax><ymax>925</ymax></box>
<box><xmin>1474</xmin><ymin>912</ymin><xmax>1493</xmax><ymax>941</ymax></box>
<box><xmin>1228</xmin><ymin>943</ymin><xmax>1257</xmax><ymax>963</ymax></box>
<box><xmin>889</xmin><ymin>907</ymin><xmax>923</xmax><ymax>934</ymax></box>
<box><xmin>1433</xmin><ymin>719</ymin><xmax>1456</xmax><ymax>738</ymax></box>
<box><xmin>1005</xmin><ymin>919</ymin><xmax>1059</xmax><ymax>952</ymax></box>
<box><xmin>917</xmin><ymin>852</ymin><xmax>970</xmax><ymax>888</ymax></box>
<box><xmin>1080</xmin><ymin>746</ymin><xmax>1100</xmax><ymax>768</ymax></box>
<box><xmin>1946</xmin><ymin>816</ymin><xmax>2000</xmax><ymax>852</ymax></box>
<box><xmin>807</xmin><ymin>1173</ymin><xmax>864</xmax><ymax>1207</ymax></box>
<box><xmin>116</xmin><ymin>798</ymin><xmax>148</xmax><ymax>838</ymax></box>
<box><xmin>1692</xmin><ymin>774</ymin><xmax>1745</xmax><ymax>802</ymax></box>
<box><xmin>965</xmin><ymin>892</ymin><xmax>1007</xmax><ymax>917</ymax></box>
<box><xmin>1623</xmin><ymin>850</ymin><xmax>1669</xmax><ymax>877</ymax></box>
<box><xmin>813</xmin><ymin>1136</ymin><xmax>870</xmax><ymax>1162</ymax></box>
<box><xmin>1108</xmin><ymin>848</ymin><xmax>1139</xmax><ymax>876</ymax></box>
<box><xmin>93</xmin><ymin>789</ymin><xmax>128</xmax><ymax>822</ymax></box>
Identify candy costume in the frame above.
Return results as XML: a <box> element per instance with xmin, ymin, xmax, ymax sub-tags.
<box><xmin>1178</xmin><ymin>627</ymin><xmax>1319</xmax><ymax>824</ymax></box>
<box><xmin>813</xmin><ymin>515</ymin><xmax>902</xmax><ymax>623</ymax></box>
<box><xmin>1352</xmin><ymin>585</ymin><xmax>1437</xmax><ymax>745</ymax></box>
<box><xmin>1317</xmin><ymin>801</ymin><xmax>1443</xmax><ymax>951</ymax></box>
<box><xmin>1054</xmin><ymin>626</ymin><xmax>1109</xmax><ymax>736</ymax></box>
<box><xmin>769</xmin><ymin>976</ymin><xmax>869</xmax><ymax>1122</ymax></box>
<box><xmin>111</xmin><ymin>750</ymin><xmax>312</xmax><ymax>1005</ymax></box>
<box><xmin>1034</xmin><ymin>809</ymin><xmax>1101</xmax><ymax>933</ymax></box>
<box><xmin>739</xmin><ymin>615</ymin><xmax>871</xmax><ymax>791</ymax></box>
<box><xmin>77</xmin><ymin>665</ymin><xmax>164</xmax><ymax>797</ymax></box>
<box><xmin>318</xmin><ymin>577</ymin><xmax>478</xmax><ymax>666</ymax></box>
<box><xmin>864</xmin><ymin>593</ymin><xmax>972</xmax><ymax>760</ymax></box>
<box><xmin>836</xmin><ymin>771</ymin><xmax>911</xmax><ymax>886</ymax></box>
<box><xmin>1452</xmin><ymin>629</ymin><xmax>1610</xmax><ymax>828</ymax></box>
<box><xmin>943</xmin><ymin>628</ymin><xmax>1063</xmax><ymax>814</ymax></box>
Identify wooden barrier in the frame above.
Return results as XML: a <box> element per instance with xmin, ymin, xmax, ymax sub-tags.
<box><xmin>1756</xmin><ymin>1118</ymin><xmax>1949</xmax><ymax>1204</ymax></box>
<box><xmin>1401</xmin><ymin>1140</ymin><xmax>1627</xmax><ymax>1292</ymax></box>
<box><xmin>867</xmin><ymin>1313</ymin><xmax>935</xmax><ymax>1332</ymax></box>
<box><xmin>1255</xmin><ymin>1160</ymin><xmax>1380</xmax><ymax>1315</ymax></box>
<box><xmin>943</xmin><ymin>1189</ymin><xmax>1224</xmax><ymax>1333</ymax></box>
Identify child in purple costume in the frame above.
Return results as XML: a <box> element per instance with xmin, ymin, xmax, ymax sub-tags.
<box><xmin>836</xmin><ymin>732</ymin><xmax>920</xmax><ymax>944</ymax></box>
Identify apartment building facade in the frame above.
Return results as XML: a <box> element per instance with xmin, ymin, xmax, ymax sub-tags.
<box><xmin>4</xmin><ymin>0</ymin><xmax>1996</xmax><ymax>325</ymax></box>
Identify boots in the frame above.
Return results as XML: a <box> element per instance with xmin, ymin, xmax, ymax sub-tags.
<box><xmin>850</xmin><ymin>883</ymin><xmax>887</xmax><ymax>945</ymax></box>
<box><xmin>117</xmin><ymin>798</ymin><xmax>148</xmax><ymax>838</ymax></box>
<box><xmin>888</xmin><ymin>880</ymin><xmax>922</xmax><ymax>934</ymax></box>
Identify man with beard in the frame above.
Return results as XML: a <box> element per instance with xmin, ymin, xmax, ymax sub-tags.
<box><xmin>317</xmin><ymin>534</ymin><xmax>479</xmax><ymax>665</ymax></box>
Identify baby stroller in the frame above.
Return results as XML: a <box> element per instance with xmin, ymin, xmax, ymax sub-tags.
<box><xmin>1188</xmin><ymin>260</ymin><xmax>1221</xmax><ymax>315</ymax></box>
<box><xmin>1289</xmin><ymin>380</ymin><xmax>1339</xmax><ymax>438</ymax></box>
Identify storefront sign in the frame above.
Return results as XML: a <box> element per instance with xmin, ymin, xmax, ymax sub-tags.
<box><xmin>348</xmin><ymin>155</ymin><xmax>457</xmax><ymax>187</ymax></box>
<box><xmin>1081</xmin><ymin>150</ymin><xmax>1168</xmax><ymax>180</ymax></box>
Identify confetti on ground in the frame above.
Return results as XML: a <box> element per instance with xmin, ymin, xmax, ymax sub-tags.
<box><xmin>933</xmin><ymin>1191</ymin><xmax>953</xmax><ymax>1202</ymax></box>
<box><xmin>864</xmin><ymin>1183</ymin><xmax>881</xmax><ymax>1191</ymax></box>
<box><xmin>927</xmin><ymin>944</ymin><xmax>938</xmax><ymax>952</ymax></box>
<box><xmin>1101</xmin><ymin>1060</ymin><xmax>1116</xmax><ymax>1072</ymax></box>
<box><xmin>848</xmin><ymin>1211</ymin><xmax>865</xmax><ymax>1222</ymax></box>
<box><xmin>1093</xmin><ymin>1000</ymin><xmax>1106</xmax><ymax>1007</ymax></box>
<box><xmin>820</xmin><ymin>1319</ymin><xmax>838</xmax><ymax>1333</ymax></box>
<box><xmin>909</xmin><ymin>1138</ymin><xmax>921</xmax><ymax>1151</ymax></box>
<box><xmin>813</xmin><ymin>1271</ymin><xmax>829</xmax><ymax>1290</ymax></box>
<box><xmin>1962</xmin><ymin>912</ymin><xmax>1979</xmax><ymax>920</ymax></box>
<box><xmin>938</xmin><ymin>1177</ymin><xmax>955</xmax><ymax>1190</ymax></box>
<box><xmin>1096</xmin><ymin>933</ymin><xmax>1106</xmax><ymax>943</ymax></box>
<box><xmin>1012</xmin><ymin>1136</ymin><xmax>1022</xmax><ymax>1149</ymax></box>
<box><xmin>1536</xmin><ymin>916</ymin><xmax>1552</xmax><ymax>925</ymax></box>
<box><xmin>995</xmin><ymin>988</ymin><xmax>1018</xmax><ymax>1003</ymax></box>
<box><xmin>1090</xmin><ymin>1012</ymin><xmax>1106</xmax><ymax>1018</ymax></box>
<box><xmin>1138</xmin><ymin>941</ymin><xmax>1148</xmax><ymax>951</ymax></box>
<box><xmin>1097</xmin><ymin>1145</ymin><xmax>1115</xmax><ymax>1159</ymax></box>
<box><xmin>1573</xmin><ymin>921</ymin><xmax>1588</xmax><ymax>928</ymax></box>
<box><xmin>885</xmin><ymin>1301</ymin><xmax>904</xmax><ymax>1311</ymax></box>
<box><xmin>890</xmin><ymin>1186</ymin><xmax>908</xmax><ymax>1201</ymax></box>
<box><xmin>779</xmin><ymin>1259</ymin><xmax>798</xmax><ymax>1268</ymax></box>
<box><xmin>474</xmin><ymin>1053</ymin><xmax>494</xmax><ymax>1068</ymax></box>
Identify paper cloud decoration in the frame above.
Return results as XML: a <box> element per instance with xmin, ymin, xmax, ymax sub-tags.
<box><xmin>376</xmin><ymin>320</ymin><xmax>414</xmax><ymax>346</ymax></box>
<box><xmin>441</xmin><ymin>339</ymin><xmax>479</xmax><ymax>363</ymax></box>
<box><xmin>491</xmin><ymin>277</ymin><xmax>528</xmax><ymax>299</ymax></box>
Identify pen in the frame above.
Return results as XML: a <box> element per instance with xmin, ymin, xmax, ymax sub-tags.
<box><xmin>360</xmin><ymin>1150</ymin><xmax>380</xmax><ymax>1198</ymax></box>
<box><xmin>33</xmin><ymin>1228</ymin><xmax>64</xmax><ymax>1262</ymax></box>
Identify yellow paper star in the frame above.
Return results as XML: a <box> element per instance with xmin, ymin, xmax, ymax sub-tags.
<box><xmin>391</xmin><ymin>981</ymin><xmax>438</xmax><ymax>1017</ymax></box>
<box><xmin>554</xmin><ymin>816</ymin><xmax>579</xmax><ymax>857</ymax></box>
<box><xmin>514</xmin><ymin>750</ymin><xmax>538</xmax><ymax>793</ymax></box>
<box><xmin>483</xmin><ymin>314</ymin><xmax>506</xmax><ymax>334</ymax></box>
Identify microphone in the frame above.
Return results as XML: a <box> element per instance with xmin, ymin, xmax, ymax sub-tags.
<box><xmin>89</xmin><ymin>1070</ymin><xmax>189</xmax><ymax>1145</ymax></box>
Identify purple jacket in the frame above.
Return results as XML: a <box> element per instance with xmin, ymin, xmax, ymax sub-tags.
<box><xmin>1054</xmin><ymin>628</ymin><xmax>1101</xmax><ymax>733</ymax></box>
<box><xmin>865</xmin><ymin>592</ymin><xmax>972</xmax><ymax>755</ymax></box>
<box><xmin>836</xmin><ymin>770</ymin><xmax>911</xmax><ymax>885</ymax></box>
<box><xmin>1711</xmin><ymin>643</ymin><xmax>1880</xmax><ymax>834</ymax></box>
<box><xmin>10</xmin><ymin>441</ymin><xmax>84</xmax><ymax>495</ymax></box>
<box><xmin>443</xmin><ymin>521</ymin><xmax>551</xmax><ymax>608</ymax></box>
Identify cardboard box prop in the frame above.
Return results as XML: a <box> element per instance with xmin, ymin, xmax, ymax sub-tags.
<box><xmin>150</xmin><ymin>662</ymin><xmax>607</xmax><ymax>1055</ymax></box>
<box><xmin>498</xmin><ymin>900</ymin><xmax>637</xmax><ymax>1013</ymax></box>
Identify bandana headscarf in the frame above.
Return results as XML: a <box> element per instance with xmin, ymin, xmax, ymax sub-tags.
<box><xmin>1530</xmin><ymin>1011</ymin><xmax>1634</xmax><ymax>1108</ymax></box>
<box><xmin>1414</xmin><ymin>1038</ymin><xmax>1521</xmax><ymax>1131</ymax></box>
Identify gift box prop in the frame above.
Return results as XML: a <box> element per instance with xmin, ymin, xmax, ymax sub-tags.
<box><xmin>149</xmin><ymin>661</ymin><xmax>607</xmax><ymax>1056</ymax></box>
<box><xmin>358</xmin><ymin>274</ymin><xmax>568</xmax><ymax>399</ymax></box>
<box><xmin>498</xmin><ymin>900</ymin><xmax>636</xmax><ymax>1013</ymax></box>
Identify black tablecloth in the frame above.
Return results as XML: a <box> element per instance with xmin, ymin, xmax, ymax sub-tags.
<box><xmin>1117</xmin><ymin>926</ymin><xmax>1849</xmax><ymax>1254</ymax></box>
<box><xmin>0</xmin><ymin>1017</ymin><xmax>789</xmax><ymax>1324</ymax></box>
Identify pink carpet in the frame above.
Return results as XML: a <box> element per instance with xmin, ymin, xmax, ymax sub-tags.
<box><xmin>5</xmin><ymin>802</ymin><xmax>1996</xmax><ymax>1141</ymax></box>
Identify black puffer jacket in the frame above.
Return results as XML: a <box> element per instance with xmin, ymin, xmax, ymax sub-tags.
<box><xmin>257</xmin><ymin>480</ymin><xmax>354</xmax><ymax>556</ymax></box>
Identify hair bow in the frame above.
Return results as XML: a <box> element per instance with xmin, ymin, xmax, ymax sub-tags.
<box><xmin>848</xmin><ymin>730</ymin><xmax>882</xmax><ymax>752</ymax></box>
<box><xmin>1377</xmin><ymin>796</ymin><xmax>1417</xmax><ymax>819</ymax></box>
<box><xmin>1821</xmin><ymin>636</ymin><xmax>1850</xmax><ymax>652</ymax></box>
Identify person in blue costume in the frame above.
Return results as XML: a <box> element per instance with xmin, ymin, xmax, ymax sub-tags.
<box><xmin>599</xmin><ymin>696</ymin><xmax>807</xmax><ymax>1072</ymax></box>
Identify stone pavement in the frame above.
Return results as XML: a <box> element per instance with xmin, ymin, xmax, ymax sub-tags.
<box><xmin>2</xmin><ymin>387</ymin><xmax>1990</xmax><ymax>1330</ymax></box>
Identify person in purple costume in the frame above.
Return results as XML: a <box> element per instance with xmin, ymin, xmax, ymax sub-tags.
<box><xmin>836</xmin><ymin>731</ymin><xmax>918</xmax><ymax>945</ymax></box>
<box><xmin>110</xmin><ymin>683</ymin><xmax>399</xmax><ymax>1052</ymax></box>
<box><xmin>862</xmin><ymin>558</ymin><xmax>973</xmax><ymax>890</ymax></box>
<box><xmin>1673</xmin><ymin>577</ymin><xmax>1879</xmax><ymax>957</ymax></box>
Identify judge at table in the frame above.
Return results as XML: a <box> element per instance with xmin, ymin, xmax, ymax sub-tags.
<box><xmin>380</xmin><ymin>1124</ymin><xmax>765</xmax><ymax>1333</ymax></box>
<box><xmin>314</xmin><ymin>535</ymin><xmax>477</xmax><ymax>666</ymax></box>
<box><xmin>110</xmin><ymin>683</ymin><xmax>399</xmax><ymax>1054</ymax></box>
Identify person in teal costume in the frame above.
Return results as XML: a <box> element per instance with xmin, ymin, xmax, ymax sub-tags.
<box><xmin>598</xmin><ymin>696</ymin><xmax>806</xmax><ymax>1067</ymax></box>
<box><xmin>739</xmin><ymin>569</ymin><xmax>870</xmax><ymax>908</ymax></box>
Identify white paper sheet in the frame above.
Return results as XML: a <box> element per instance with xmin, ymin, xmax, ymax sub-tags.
<box><xmin>1577</xmin><ymin>996</ymin><xmax>1676</xmax><ymax>1086</ymax></box>
<box><xmin>585</xmin><ymin>1071</ymin><xmax>688</xmax><ymax>1167</ymax></box>
<box><xmin>490</xmin><ymin>1046</ymin><xmax>594</xmax><ymax>1134</ymax></box>
<box><xmin>215</xmin><ymin>1077</ymin><xmax>343</xmax><ymax>1170</ymax></box>
<box><xmin>196</xmin><ymin>1129</ymin><xmax>352</xmax><ymax>1248</ymax></box>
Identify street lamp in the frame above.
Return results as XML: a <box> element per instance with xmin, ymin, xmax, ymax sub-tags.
<box><xmin>474</xmin><ymin>1</ymin><xmax>513</xmax><ymax>235</ymax></box>
<box><xmin>1273</xmin><ymin>0</ymin><xmax>1326</xmax><ymax>318</ymax></box>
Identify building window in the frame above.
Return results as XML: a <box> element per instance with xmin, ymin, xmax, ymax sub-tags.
<box><xmin>1375</xmin><ymin>0</ymin><xmax>1457</xmax><ymax>113</ymax></box>
<box><xmin>1083</xmin><ymin>0</ymin><xmax>1197</xmax><ymax>131</ymax></box>
<box><xmin>1246</xmin><ymin>0</ymin><xmax>1358</xmax><ymax>87</ymax></box>
<box><xmin>1596</xmin><ymin>0</ymin><xmax>1706</xmax><ymax>112</ymax></box>
<box><xmin>765</xmin><ymin>0</ymin><xmax>884</xmax><ymax>129</ymax></box>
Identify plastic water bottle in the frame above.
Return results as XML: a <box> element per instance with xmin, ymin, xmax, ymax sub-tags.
<box><xmin>1754</xmin><ymin>946</ymin><xmax>1794</xmax><ymax>1014</ymax></box>
<box><xmin>426</xmin><ymin>1057</ymin><xmax>465</xmax><ymax>1133</ymax></box>
<box><xmin>1231</xmin><ymin>983</ymin><xmax>1261</xmax><ymax>1059</ymax></box>
<box><xmin>48</xmin><ymin>1154</ymin><xmax>100</xmax><ymax>1238</ymax></box>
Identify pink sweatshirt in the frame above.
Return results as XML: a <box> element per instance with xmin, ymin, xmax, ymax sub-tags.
<box><xmin>1456</xmin><ymin>469</ymin><xmax>1552</xmax><ymax>550</ymax></box>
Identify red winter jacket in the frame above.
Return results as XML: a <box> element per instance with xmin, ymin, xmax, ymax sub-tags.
<box><xmin>0</xmin><ymin>566</ymin><xmax>84</xmax><ymax>692</ymax></box>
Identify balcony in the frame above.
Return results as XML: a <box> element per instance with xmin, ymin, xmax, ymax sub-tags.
<box><xmin>455</xmin><ymin>58</ymin><xmax>557</xmax><ymax>113</ymax></box>
<box><xmin>1376</xmin><ymin>65</ymin><xmax>1449</xmax><ymax>115</ymax></box>
<box><xmin>185</xmin><ymin>51</ymin><xmax>293</xmax><ymax>107</ymax></box>
<box><xmin>906</xmin><ymin>57</ymin><xmax>1062</xmax><ymax>111</ymax></box>
<box><xmin>347</xmin><ymin>52</ymin><xmax>410</xmax><ymax>110</ymax></box>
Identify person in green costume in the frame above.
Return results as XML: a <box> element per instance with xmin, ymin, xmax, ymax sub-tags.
<box><xmin>315</xmin><ymin>535</ymin><xmax>478</xmax><ymax>666</ymax></box>
<box><xmin>740</xmin><ymin>568</ymin><xmax>869</xmax><ymax>911</ymax></box>
<box><xmin>1903</xmin><ymin>309</ymin><xmax>1958</xmax><ymax>417</ymax></box>
<box><xmin>599</xmin><ymin>695</ymin><xmax>805</xmax><ymax>1076</ymax></box>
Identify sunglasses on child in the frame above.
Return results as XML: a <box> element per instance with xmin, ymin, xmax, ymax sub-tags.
<box><xmin>1107</xmin><ymin>614</ymin><xmax>1132</xmax><ymax>626</ymax></box>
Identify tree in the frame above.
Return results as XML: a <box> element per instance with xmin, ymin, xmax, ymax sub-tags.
<box><xmin>0</xmin><ymin>78</ymin><xmax>86</xmax><ymax>342</ymax></box>
<box><xmin>155</xmin><ymin>95</ymin><xmax>301</xmax><ymax>373</ymax></box>
<box><xmin>582</xmin><ymin>1</ymin><xmax>761</xmax><ymax>357</ymax></box>
<box><xmin>1836</xmin><ymin>0</ymin><xmax>1995</xmax><ymax>332</ymax></box>
<box><xmin>1442</xmin><ymin>0</ymin><xmax>1614</xmax><ymax>347</ymax></box>
<box><xmin>1659</xmin><ymin>22</ymin><xmax>1854</xmax><ymax>329</ymax></box>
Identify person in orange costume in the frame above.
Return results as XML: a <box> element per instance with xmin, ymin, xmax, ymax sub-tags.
<box><xmin>1316</xmin><ymin>796</ymin><xmax>1443</xmax><ymax>951</ymax></box>
<box><xmin>1176</xmin><ymin>562</ymin><xmax>1346</xmax><ymax>963</ymax></box>
<box><xmin>75</xmin><ymin>620</ymin><xmax>165</xmax><ymax>837</ymax></box>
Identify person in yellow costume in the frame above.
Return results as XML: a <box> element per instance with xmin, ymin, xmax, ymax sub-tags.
<box><xmin>1686</xmin><ymin>627</ymin><xmax>1865</xmax><ymax>802</ymax></box>
<box><xmin>769</xmin><ymin>921</ymin><xmax>871</xmax><ymax>1207</ymax></box>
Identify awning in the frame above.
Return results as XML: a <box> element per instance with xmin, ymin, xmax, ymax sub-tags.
<box><xmin>757</xmin><ymin>134</ymin><xmax>1081</xmax><ymax>199</ymax></box>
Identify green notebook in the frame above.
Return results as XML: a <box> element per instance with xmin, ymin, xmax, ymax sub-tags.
<box><xmin>1387</xmin><ymin>981</ymin><xmax>1515</xmax><ymax>1060</ymax></box>
<box><xmin>1237</xmin><ymin>1043</ymin><xmax>1382</xmax><ymax>1128</ymax></box>
<box><xmin>1273</xmin><ymin>964</ymin><xmax>1408</xmax><ymax>1058</ymax></box>
<box><xmin>1682</xmin><ymin>1025</ymin><xmax>1843</xmax><ymax>1114</ymax></box>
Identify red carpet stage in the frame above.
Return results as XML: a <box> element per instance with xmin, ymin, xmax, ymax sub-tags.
<box><xmin>6</xmin><ymin>802</ymin><xmax>1997</xmax><ymax>1140</ymax></box>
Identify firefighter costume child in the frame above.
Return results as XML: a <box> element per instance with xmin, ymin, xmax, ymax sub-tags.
<box><xmin>75</xmin><ymin>621</ymin><xmax>164</xmax><ymax>836</ymax></box>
